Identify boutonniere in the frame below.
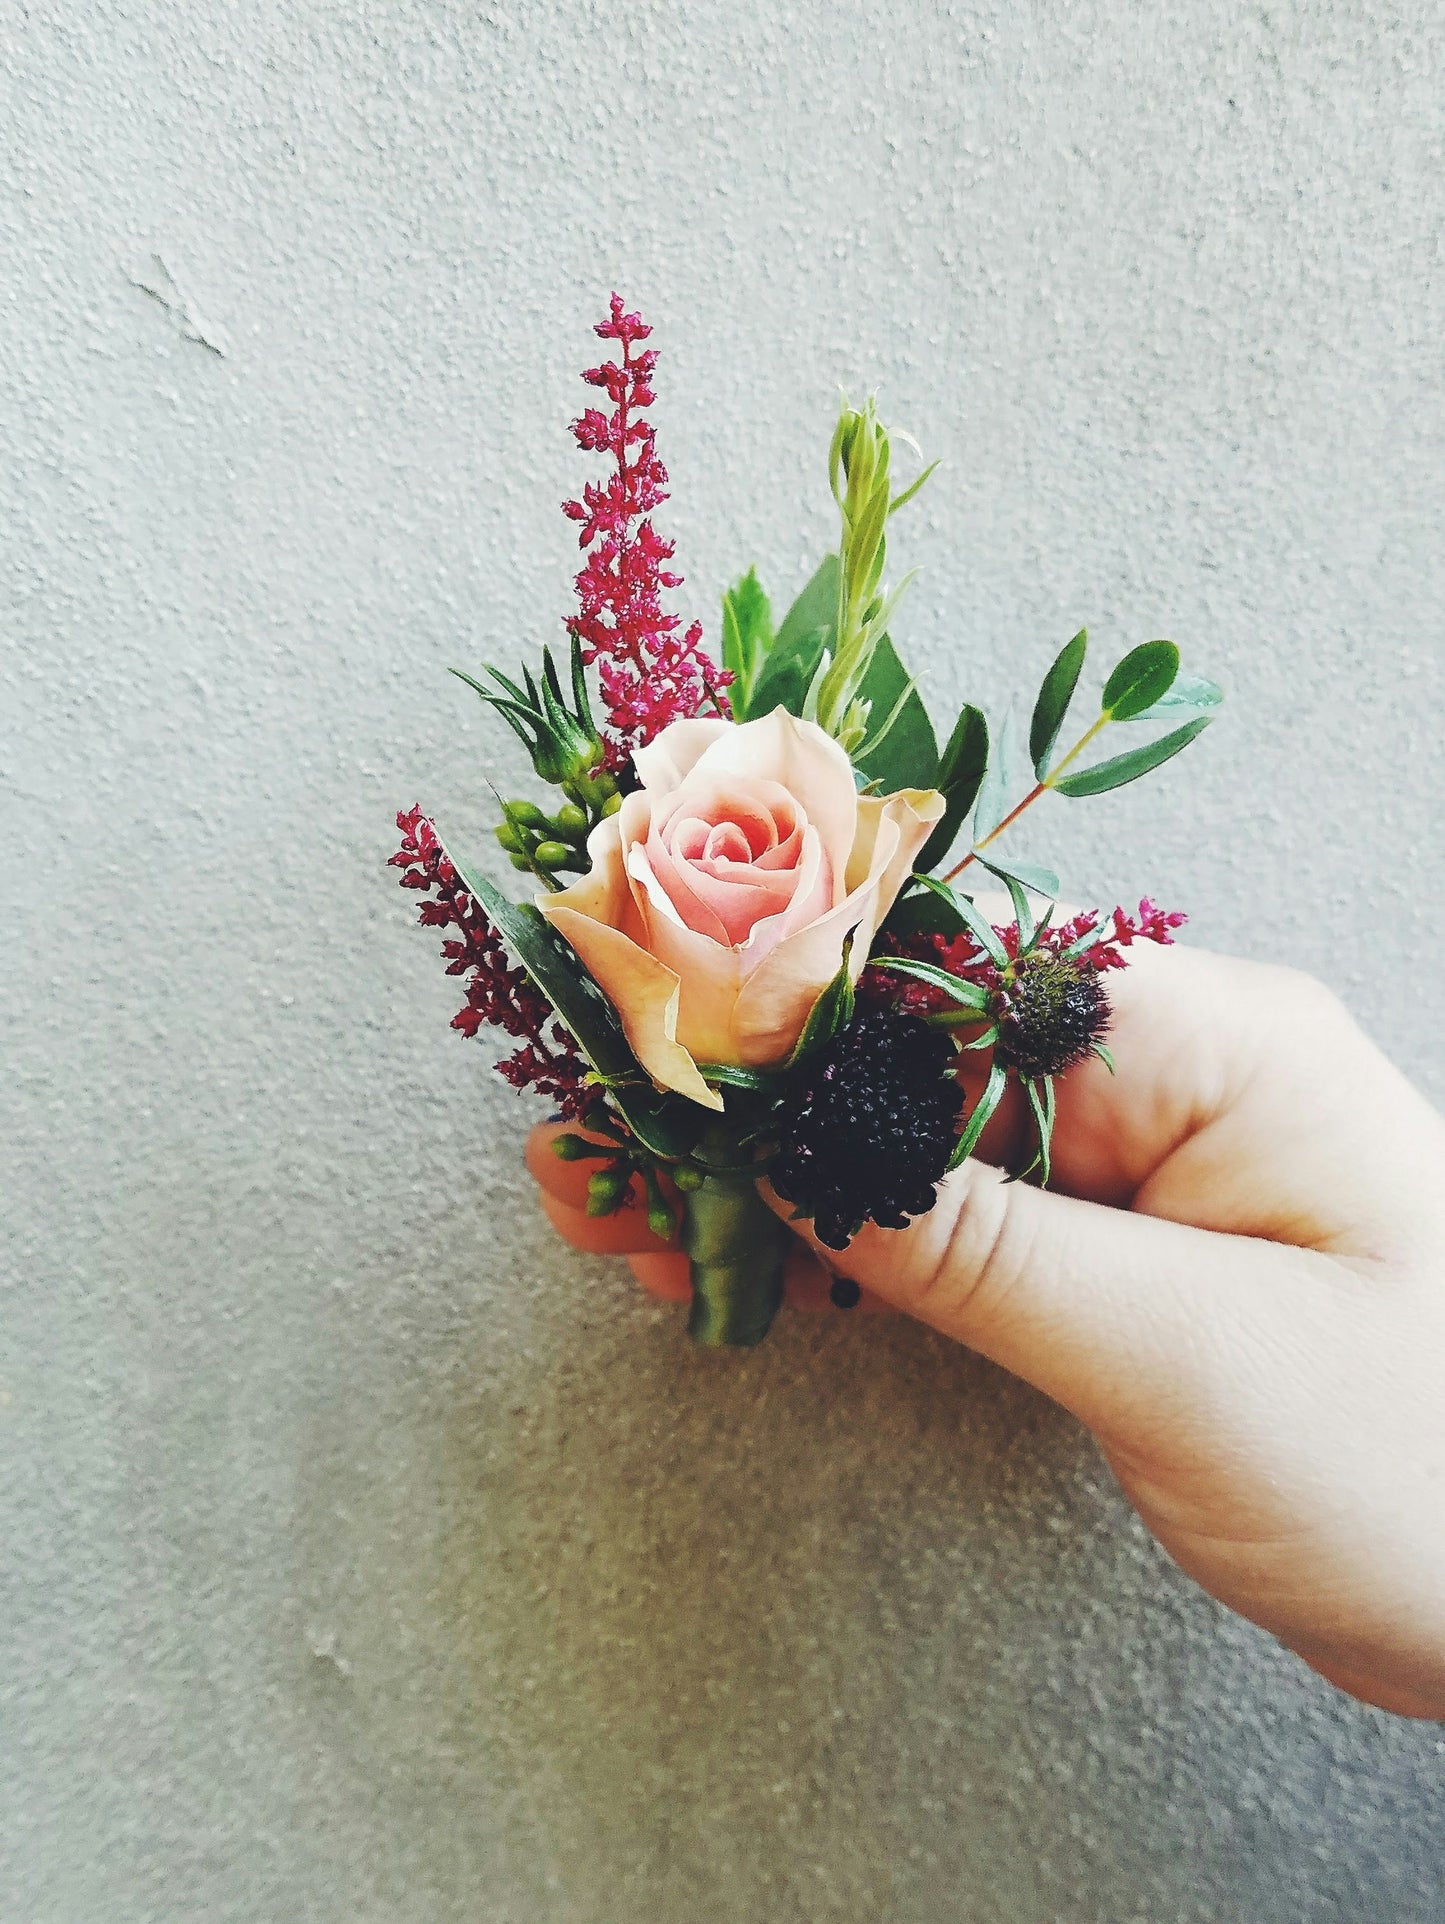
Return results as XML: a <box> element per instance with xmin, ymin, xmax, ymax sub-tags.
<box><xmin>393</xmin><ymin>296</ymin><xmax>1216</xmax><ymax>1346</ymax></box>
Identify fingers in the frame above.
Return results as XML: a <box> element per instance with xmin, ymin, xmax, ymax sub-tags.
<box><xmin>763</xmin><ymin>1159</ymin><xmax>1331</xmax><ymax>1446</ymax></box>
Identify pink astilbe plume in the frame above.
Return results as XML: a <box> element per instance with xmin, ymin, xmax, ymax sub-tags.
<box><xmin>390</xmin><ymin>807</ymin><xmax>590</xmax><ymax>1117</ymax></box>
<box><xmin>563</xmin><ymin>294</ymin><xmax>730</xmax><ymax>765</ymax></box>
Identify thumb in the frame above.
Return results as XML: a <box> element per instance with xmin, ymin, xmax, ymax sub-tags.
<box><xmin>764</xmin><ymin>1159</ymin><xmax>1329</xmax><ymax>1447</ymax></box>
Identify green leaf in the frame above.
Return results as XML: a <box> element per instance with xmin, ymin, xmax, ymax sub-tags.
<box><xmin>786</xmin><ymin>944</ymin><xmax>856</xmax><ymax>1066</ymax></box>
<box><xmin>980</xmin><ymin>862</ymin><xmax>1034</xmax><ymax>948</ymax></box>
<box><xmin>1101</xmin><ymin>640</ymin><xmax>1181</xmax><ymax>722</ymax></box>
<box><xmin>973</xmin><ymin>851</ymin><xmax>1061</xmax><ymax>900</ymax></box>
<box><xmin>851</xmin><ymin>634</ymin><xmax>938</xmax><ymax>791</ymax></box>
<box><xmin>973</xmin><ymin>707</ymin><xmax>1021</xmax><ymax>846</ymax></box>
<box><xmin>1129</xmin><ymin>673</ymin><xmax>1224</xmax><ymax>723</ymax></box>
<box><xmin>917</xmin><ymin>702</ymin><xmax>988</xmax><ymax>873</ymax></box>
<box><xmin>910</xmin><ymin>874</ymin><xmax>1010</xmax><ymax>968</ymax></box>
<box><xmin>720</xmin><ymin>569</ymin><xmax>774</xmax><ymax>718</ymax></box>
<box><xmin>776</xmin><ymin>552</ymin><xmax>840</xmax><ymax>654</ymax></box>
<box><xmin>694</xmin><ymin>1062</ymin><xmax>781</xmax><ymax>1091</ymax></box>
<box><xmin>452</xmin><ymin>855</ymin><xmax>700</xmax><ymax>1159</ymax></box>
<box><xmin>1012</xmin><ymin>1076</ymin><xmax>1055</xmax><ymax>1185</ymax></box>
<box><xmin>1029</xmin><ymin>629</ymin><xmax>1088</xmax><ymax>778</ymax></box>
<box><xmin>881</xmin><ymin>883</ymin><xmax>967</xmax><ymax>942</ymax></box>
<box><xmin>746</xmin><ymin>553</ymin><xmax>839</xmax><ymax>720</ymax></box>
<box><xmin>1091</xmin><ymin>1042</ymin><xmax>1116</xmax><ymax>1075</ymax></box>
<box><xmin>749</xmin><ymin>632</ymin><xmax>827</xmax><ymax>719</ymax></box>
<box><xmin>870</xmin><ymin>957</ymin><xmax>992</xmax><ymax>1010</ymax></box>
<box><xmin>949</xmin><ymin>1057</ymin><xmax>1007</xmax><ymax>1170</ymax></box>
<box><xmin>1052</xmin><ymin>716</ymin><xmax>1213</xmax><ymax>798</ymax></box>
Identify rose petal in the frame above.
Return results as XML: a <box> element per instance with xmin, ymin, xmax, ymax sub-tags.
<box><xmin>541</xmin><ymin>904</ymin><xmax>724</xmax><ymax>1111</ymax></box>
<box><xmin>729</xmin><ymin>786</ymin><xmax>944</xmax><ymax>1063</ymax></box>
<box><xmin>632</xmin><ymin>718</ymin><xmax>733</xmax><ymax>792</ymax></box>
<box><xmin>681</xmin><ymin>709</ymin><xmax>858</xmax><ymax>907</ymax></box>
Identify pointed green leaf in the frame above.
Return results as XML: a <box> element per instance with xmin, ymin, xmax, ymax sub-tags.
<box><xmin>694</xmin><ymin>1062</ymin><xmax>782</xmax><ymax>1091</ymax></box>
<box><xmin>917</xmin><ymin>702</ymin><xmax>988</xmax><ymax>873</ymax></box>
<box><xmin>882</xmin><ymin>883</ymin><xmax>966</xmax><ymax>942</ymax></box>
<box><xmin>973</xmin><ymin>852</ymin><xmax>1061</xmax><ymax>900</ymax></box>
<box><xmin>949</xmin><ymin>1058</ymin><xmax>1007</xmax><ymax>1169</ymax></box>
<box><xmin>911</xmin><ymin>874</ymin><xmax>1010</xmax><ymax>968</ymax></box>
<box><xmin>870</xmin><ymin>957</ymin><xmax>992</xmax><ymax>1009</ymax></box>
<box><xmin>1129</xmin><ymin>673</ymin><xmax>1224</xmax><ymax>723</ymax></box>
<box><xmin>973</xmin><ymin>707</ymin><xmax>1023</xmax><ymax>846</ymax></box>
<box><xmin>720</xmin><ymin>568</ymin><xmax>774</xmax><ymax>718</ymax></box>
<box><xmin>851</xmin><ymin>634</ymin><xmax>938</xmax><ymax>791</ymax></box>
<box><xmin>1012</xmin><ymin>1076</ymin><xmax>1055</xmax><ymax>1186</ymax></box>
<box><xmin>1029</xmin><ymin>629</ymin><xmax>1088</xmax><ymax>778</ymax></box>
<box><xmin>744</xmin><ymin>555</ymin><xmax>838</xmax><ymax>720</ymax></box>
<box><xmin>775</xmin><ymin>552</ymin><xmax>839</xmax><ymax>654</ymax></box>
<box><xmin>888</xmin><ymin>458</ymin><xmax>940</xmax><ymax>516</ymax></box>
<box><xmin>1101</xmin><ymin>640</ymin><xmax>1181</xmax><ymax>722</ymax></box>
<box><xmin>1052</xmin><ymin>716</ymin><xmax>1213</xmax><ymax>797</ymax></box>
<box><xmin>786</xmin><ymin>943</ymin><xmax>856</xmax><ymax>1066</ymax></box>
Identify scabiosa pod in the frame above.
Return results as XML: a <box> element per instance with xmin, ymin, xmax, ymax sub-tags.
<box><xmin>563</xmin><ymin>293</ymin><xmax>731</xmax><ymax>765</ymax></box>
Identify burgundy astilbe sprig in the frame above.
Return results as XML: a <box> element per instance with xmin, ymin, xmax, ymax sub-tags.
<box><xmin>862</xmin><ymin>897</ymin><xmax>1187</xmax><ymax>1020</ymax></box>
<box><xmin>390</xmin><ymin>806</ymin><xmax>590</xmax><ymax>1118</ymax></box>
<box><xmin>563</xmin><ymin>294</ymin><xmax>730</xmax><ymax>766</ymax></box>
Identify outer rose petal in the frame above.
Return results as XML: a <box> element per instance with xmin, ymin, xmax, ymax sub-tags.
<box><xmin>540</xmin><ymin>905</ymin><xmax>723</xmax><ymax>1112</ymax></box>
<box><xmin>729</xmin><ymin>785</ymin><xmax>944</xmax><ymax>1063</ymax></box>
<box><xmin>539</xmin><ymin>813</ymin><xmax>725</xmax><ymax>1110</ymax></box>
<box><xmin>844</xmin><ymin>787</ymin><xmax>946</xmax><ymax>957</ymax></box>
<box><xmin>632</xmin><ymin>718</ymin><xmax>733</xmax><ymax>792</ymax></box>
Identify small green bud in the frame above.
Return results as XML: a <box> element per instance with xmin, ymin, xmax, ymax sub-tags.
<box><xmin>495</xmin><ymin>820</ymin><xmax>524</xmax><ymax>853</ymax></box>
<box><xmin>509</xmin><ymin>852</ymin><xmax>532</xmax><ymax>870</ymax></box>
<box><xmin>553</xmin><ymin>803</ymin><xmax>588</xmax><ymax>837</ymax></box>
<box><xmin>646</xmin><ymin>1203</ymin><xmax>675</xmax><ymax>1241</ymax></box>
<box><xmin>532</xmin><ymin>840</ymin><xmax>571</xmax><ymax>870</ymax></box>
<box><xmin>671</xmin><ymin>1162</ymin><xmax>704</xmax><ymax>1193</ymax></box>
<box><xmin>586</xmin><ymin>1167</ymin><xmax>630</xmax><ymax>1217</ymax></box>
<box><xmin>550</xmin><ymin>1133</ymin><xmax>601</xmax><ymax>1162</ymax></box>
<box><xmin>600</xmin><ymin>791</ymin><xmax>622</xmax><ymax>818</ymax></box>
<box><xmin>507</xmin><ymin>800</ymin><xmax>549</xmax><ymax>830</ymax></box>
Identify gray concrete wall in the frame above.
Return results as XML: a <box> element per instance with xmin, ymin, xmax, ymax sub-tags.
<box><xmin>4</xmin><ymin>3</ymin><xmax>1443</xmax><ymax>1918</ymax></box>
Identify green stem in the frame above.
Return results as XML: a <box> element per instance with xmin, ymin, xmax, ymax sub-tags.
<box><xmin>680</xmin><ymin>1164</ymin><xmax>788</xmax><ymax>1348</ymax></box>
<box><xmin>942</xmin><ymin>715</ymin><xmax>1110</xmax><ymax>884</ymax></box>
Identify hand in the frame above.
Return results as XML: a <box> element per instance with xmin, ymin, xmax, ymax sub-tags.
<box><xmin>528</xmin><ymin>936</ymin><xmax>1445</xmax><ymax>1718</ymax></box>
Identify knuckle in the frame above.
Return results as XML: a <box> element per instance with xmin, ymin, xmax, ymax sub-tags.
<box><xmin>904</xmin><ymin>1165</ymin><xmax>1038</xmax><ymax>1341</ymax></box>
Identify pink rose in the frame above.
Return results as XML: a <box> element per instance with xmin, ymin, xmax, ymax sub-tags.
<box><xmin>540</xmin><ymin>709</ymin><xmax>944</xmax><ymax>1110</ymax></box>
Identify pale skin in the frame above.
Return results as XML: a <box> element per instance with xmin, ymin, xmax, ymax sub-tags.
<box><xmin>527</xmin><ymin>928</ymin><xmax>1445</xmax><ymax>1719</ymax></box>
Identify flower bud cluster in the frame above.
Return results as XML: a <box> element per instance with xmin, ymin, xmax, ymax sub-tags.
<box><xmin>494</xmin><ymin>787</ymin><xmax>620</xmax><ymax>877</ymax></box>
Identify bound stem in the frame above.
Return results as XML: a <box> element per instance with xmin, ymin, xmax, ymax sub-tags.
<box><xmin>680</xmin><ymin>1162</ymin><xmax>788</xmax><ymax>1348</ymax></box>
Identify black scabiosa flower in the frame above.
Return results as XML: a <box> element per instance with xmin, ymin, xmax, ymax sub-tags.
<box><xmin>771</xmin><ymin>1007</ymin><xmax>960</xmax><ymax>1250</ymax></box>
<box><xmin>992</xmin><ymin>950</ymin><xmax>1111</xmax><ymax>1079</ymax></box>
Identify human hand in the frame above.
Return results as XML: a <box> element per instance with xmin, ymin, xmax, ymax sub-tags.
<box><xmin>527</xmin><ymin>934</ymin><xmax>1445</xmax><ymax>1718</ymax></box>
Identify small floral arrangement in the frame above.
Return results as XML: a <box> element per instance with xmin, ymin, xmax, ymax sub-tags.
<box><xmin>392</xmin><ymin>296</ymin><xmax>1218</xmax><ymax>1346</ymax></box>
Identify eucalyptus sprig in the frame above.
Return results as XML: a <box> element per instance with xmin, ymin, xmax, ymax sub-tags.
<box><xmin>944</xmin><ymin>632</ymin><xmax>1221</xmax><ymax>883</ymax></box>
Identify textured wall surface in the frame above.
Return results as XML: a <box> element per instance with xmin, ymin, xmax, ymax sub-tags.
<box><xmin>4</xmin><ymin>3</ymin><xmax>1444</xmax><ymax>1919</ymax></box>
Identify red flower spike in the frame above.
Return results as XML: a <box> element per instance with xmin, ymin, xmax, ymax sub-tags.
<box><xmin>391</xmin><ymin>807</ymin><xmax>590</xmax><ymax>1118</ymax></box>
<box><xmin>563</xmin><ymin>295</ymin><xmax>731</xmax><ymax>767</ymax></box>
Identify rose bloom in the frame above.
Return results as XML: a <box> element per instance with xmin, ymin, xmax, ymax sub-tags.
<box><xmin>540</xmin><ymin>709</ymin><xmax>944</xmax><ymax>1110</ymax></box>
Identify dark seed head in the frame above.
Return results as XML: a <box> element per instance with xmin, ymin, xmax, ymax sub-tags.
<box><xmin>992</xmin><ymin>951</ymin><xmax>1110</xmax><ymax>1078</ymax></box>
<box><xmin>770</xmin><ymin>1007</ymin><xmax>960</xmax><ymax>1250</ymax></box>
